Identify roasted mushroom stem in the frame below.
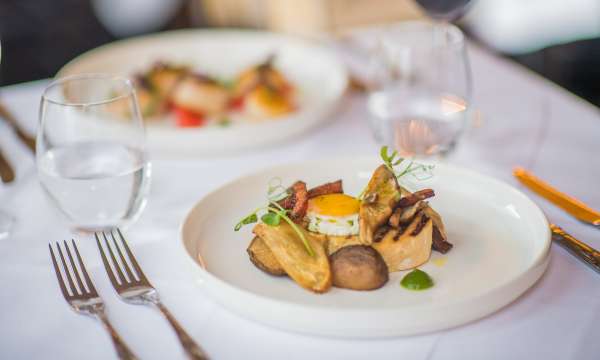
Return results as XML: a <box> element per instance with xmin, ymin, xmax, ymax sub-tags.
<box><xmin>372</xmin><ymin>211</ymin><xmax>433</xmax><ymax>272</ymax></box>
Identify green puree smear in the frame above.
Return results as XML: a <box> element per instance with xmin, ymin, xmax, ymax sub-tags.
<box><xmin>400</xmin><ymin>269</ymin><xmax>434</xmax><ymax>290</ymax></box>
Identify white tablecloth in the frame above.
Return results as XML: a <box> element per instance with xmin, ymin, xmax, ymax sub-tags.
<box><xmin>0</xmin><ymin>44</ymin><xmax>599</xmax><ymax>360</ymax></box>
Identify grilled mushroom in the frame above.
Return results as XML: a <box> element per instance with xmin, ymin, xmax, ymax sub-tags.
<box><xmin>330</xmin><ymin>245</ymin><xmax>389</xmax><ymax>290</ymax></box>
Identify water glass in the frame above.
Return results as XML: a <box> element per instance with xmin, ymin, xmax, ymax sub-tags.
<box><xmin>366</xmin><ymin>21</ymin><xmax>472</xmax><ymax>158</ymax></box>
<box><xmin>37</xmin><ymin>74</ymin><xmax>151</xmax><ymax>232</ymax></box>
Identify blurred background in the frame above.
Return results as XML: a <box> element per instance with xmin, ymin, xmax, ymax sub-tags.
<box><xmin>1</xmin><ymin>0</ymin><xmax>599</xmax><ymax>106</ymax></box>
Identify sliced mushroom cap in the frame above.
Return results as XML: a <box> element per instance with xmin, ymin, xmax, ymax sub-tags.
<box><xmin>389</xmin><ymin>200</ymin><xmax>428</xmax><ymax>227</ymax></box>
<box><xmin>422</xmin><ymin>205</ymin><xmax>453</xmax><ymax>253</ymax></box>
<box><xmin>372</xmin><ymin>211</ymin><xmax>433</xmax><ymax>272</ymax></box>
<box><xmin>359</xmin><ymin>165</ymin><xmax>401</xmax><ymax>244</ymax></box>
<box><xmin>330</xmin><ymin>245</ymin><xmax>389</xmax><ymax>290</ymax></box>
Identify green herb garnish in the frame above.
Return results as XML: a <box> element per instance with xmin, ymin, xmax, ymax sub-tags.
<box><xmin>358</xmin><ymin>146</ymin><xmax>435</xmax><ymax>200</ymax></box>
<box><xmin>234</xmin><ymin>178</ymin><xmax>315</xmax><ymax>257</ymax></box>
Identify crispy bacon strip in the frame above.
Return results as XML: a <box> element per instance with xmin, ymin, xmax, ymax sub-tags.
<box><xmin>277</xmin><ymin>181</ymin><xmax>308</xmax><ymax>222</ymax></box>
<box><xmin>307</xmin><ymin>180</ymin><xmax>343</xmax><ymax>199</ymax></box>
<box><xmin>432</xmin><ymin>226</ymin><xmax>453</xmax><ymax>253</ymax></box>
<box><xmin>396</xmin><ymin>189</ymin><xmax>435</xmax><ymax>208</ymax></box>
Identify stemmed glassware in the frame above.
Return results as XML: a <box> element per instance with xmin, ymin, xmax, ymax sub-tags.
<box><xmin>366</xmin><ymin>21</ymin><xmax>472</xmax><ymax>158</ymax></box>
<box><xmin>37</xmin><ymin>74</ymin><xmax>151</xmax><ymax>232</ymax></box>
<box><xmin>0</xmin><ymin>39</ymin><xmax>15</xmax><ymax>239</ymax></box>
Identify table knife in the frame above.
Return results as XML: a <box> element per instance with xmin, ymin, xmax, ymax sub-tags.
<box><xmin>513</xmin><ymin>167</ymin><xmax>600</xmax><ymax>227</ymax></box>
<box><xmin>0</xmin><ymin>149</ymin><xmax>15</xmax><ymax>183</ymax></box>
<box><xmin>0</xmin><ymin>102</ymin><xmax>35</xmax><ymax>153</ymax></box>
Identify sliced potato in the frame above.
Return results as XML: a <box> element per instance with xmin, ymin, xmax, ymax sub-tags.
<box><xmin>372</xmin><ymin>212</ymin><xmax>433</xmax><ymax>272</ymax></box>
<box><xmin>247</xmin><ymin>237</ymin><xmax>286</xmax><ymax>276</ymax></box>
<box><xmin>253</xmin><ymin>223</ymin><xmax>331</xmax><ymax>293</ymax></box>
<box><xmin>359</xmin><ymin>165</ymin><xmax>401</xmax><ymax>245</ymax></box>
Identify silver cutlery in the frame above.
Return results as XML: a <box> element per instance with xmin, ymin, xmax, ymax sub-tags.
<box><xmin>0</xmin><ymin>149</ymin><xmax>14</xmax><ymax>183</ymax></box>
<box><xmin>513</xmin><ymin>167</ymin><xmax>600</xmax><ymax>273</ymax></box>
<box><xmin>550</xmin><ymin>224</ymin><xmax>600</xmax><ymax>274</ymax></box>
<box><xmin>95</xmin><ymin>229</ymin><xmax>209</xmax><ymax>360</ymax></box>
<box><xmin>49</xmin><ymin>240</ymin><xmax>138</xmax><ymax>360</ymax></box>
<box><xmin>0</xmin><ymin>101</ymin><xmax>35</xmax><ymax>153</ymax></box>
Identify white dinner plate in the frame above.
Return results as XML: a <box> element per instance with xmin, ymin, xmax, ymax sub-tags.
<box><xmin>179</xmin><ymin>158</ymin><xmax>550</xmax><ymax>337</ymax></box>
<box><xmin>57</xmin><ymin>29</ymin><xmax>347</xmax><ymax>157</ymax></box>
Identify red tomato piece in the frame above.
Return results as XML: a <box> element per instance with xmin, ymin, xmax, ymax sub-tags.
<box><xmin>229</xmin><ymin>96</ymin><xmax>245</xmax><ymax>111</ymax></box>
<box><xmin>174</xmin><ymin>107</ymin><xmax>205</xmax><ymax>127</ymax></box>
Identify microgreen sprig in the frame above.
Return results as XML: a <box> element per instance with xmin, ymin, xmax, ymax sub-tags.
<box><xmin>234</xmin><ymin>179</ymin><xmax>315</xmax><ymax>257</ymax></box>
<box><xmin>380</xmin><ymin>146</ymin><xmax>435</xmax><ymax>181</ymax></box>
<box><xmin>358</xmin><ymin>146</ymin><xmax>435</xmax><ymax>199</ymax></box>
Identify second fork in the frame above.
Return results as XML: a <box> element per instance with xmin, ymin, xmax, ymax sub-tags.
<box><xmin>95</xmin><ymin>229</ymin><xmax>209</xmax><ymax>360</ymax></box>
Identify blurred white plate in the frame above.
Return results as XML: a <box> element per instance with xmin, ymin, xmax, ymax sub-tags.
<box><xmin>180</xmin><ymin>158</ymin><xmax>551</xmax><ymax>337</ymax></box>
<box><xmin>58</xmin><ymin>30</ymin><xmax>347</xmax><ymax>157</ymax></box>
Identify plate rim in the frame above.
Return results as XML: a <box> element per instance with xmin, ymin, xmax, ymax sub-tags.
<box><xmin>178</xmin><ymin>157</ymin><xmax>551</xmax><ymax>324</ymax></box>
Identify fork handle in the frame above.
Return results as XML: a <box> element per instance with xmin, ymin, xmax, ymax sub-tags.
<box><xmin>154</xmin><ymin>301</ymin><xmax>209</xmax><ymax>360</ymax></box>
<box><xmin>96</xmin><ymin>312</ymin><xmax>139</xmax><ymax>360</ymax></box>
<box><xmin>551</xmin><ymin>224</ymin><xmax>600</xmax><ymax>274</ymax></box>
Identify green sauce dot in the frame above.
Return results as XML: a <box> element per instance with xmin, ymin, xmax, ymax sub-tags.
<box><xmin>400</xmin><ymin>269</ymin><xmax>434</xmax><ymax>290</ymax></box>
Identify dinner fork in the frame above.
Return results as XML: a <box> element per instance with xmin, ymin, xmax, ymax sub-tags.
<box><xmin>95</xmin><ymin>229</ymin><xmax>209</xmax><ymax>360</ymax></box>
<box><xmin>48</xmin><ymin>240</ymin><xmax>138</xmax><ymax>360</ymax></box>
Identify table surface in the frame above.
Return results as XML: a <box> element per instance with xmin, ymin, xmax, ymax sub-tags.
<box><xmin>0</xmin><ymin>43</ymin><xmax>599</xmax><ymax>360</ymax></box>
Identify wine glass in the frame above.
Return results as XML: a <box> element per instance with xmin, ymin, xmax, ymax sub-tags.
<box><xmin>0</xmin><ymin>38</ymin><xmax>15</xmax><ymax>239</ymax></box>
<box><xmin>415</xmin><ymin>0</ymin><xmax>473</xmax><ymax>22</ymax></box>
<box><xmin>366</xmin><ymin>21</ymin><xmax>472</xmax><ymax>158</ymax></box>
<box><xmin>37</xmin><ymin>74</ymin><xmax>151</xmax><ymax>232</ymax></box>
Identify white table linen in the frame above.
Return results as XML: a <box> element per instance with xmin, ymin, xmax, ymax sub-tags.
<box><xmin>0</xmin><ymin>44</ymin><xmax>599</xmax><ymax>360</ymax></box>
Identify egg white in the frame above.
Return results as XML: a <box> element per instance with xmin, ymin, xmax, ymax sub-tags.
<box><xmin>306</xmin><ymin>212</ymin><xmax>359</xmax><ymax>236</ymax></box>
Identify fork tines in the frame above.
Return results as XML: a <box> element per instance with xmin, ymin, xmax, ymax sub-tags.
<box><xmin>49</xmin><ymin>239</ymin><xmax>98</xmax><ymax>300</ymax></box>
<box><xmin>95</xmin><ymin>229</ymin><xmax>150</xmax><ymax>290</ymax></box>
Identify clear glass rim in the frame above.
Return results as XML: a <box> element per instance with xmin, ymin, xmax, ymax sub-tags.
<box><xmin>42</xmin><ymin>73</ymin><xmax>135</xmax><ymax>107</ymax></box>
<box><xmin>388</xmin><ymin>20</ymin><xmax>465</xmax><ymax>48</ymax></box>
<box><xmin>350</xmin><ymin>20</ymin><xmax>466</xmax><ymax>50</ymax></box>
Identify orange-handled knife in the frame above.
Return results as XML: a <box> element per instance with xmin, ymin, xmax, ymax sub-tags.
<box><xmin>513</xmin><ymin>167</ymin><xmax>600</xmax><ymax>227</ymax></box>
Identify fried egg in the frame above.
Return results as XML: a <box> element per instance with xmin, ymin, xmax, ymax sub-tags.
<box><xmin>307</xmin><ymin>194</ymin><xmax>360</xmax><ymax>236</ymax></box>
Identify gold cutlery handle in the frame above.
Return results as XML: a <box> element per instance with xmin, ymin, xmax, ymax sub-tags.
<box><xmin>0</xmin><ymin>149</ymin><xmax>15</xmax><ymax>183</ymax></box>
<box><xmin>96</xmin><ymin>312</ymin><xmax>139</xmax><ymax>360</ymax></box>
<box><xmin>514</xmin><ymin>167</ymin><xmax>600</xmax><ymax>226</ymax></box>
<box><xmin>155</xmin><ymin>301</ymin><xmax>209</xmax><ymax>360</ymax></box>
<box><xmin>550</xmin><ymin>224</ymin><xmax>600</xmax><ymax>274</ymax></box>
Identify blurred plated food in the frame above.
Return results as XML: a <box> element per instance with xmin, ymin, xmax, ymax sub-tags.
<box><xmin>58</xmin><ymin>29</ymin><xmax>347</xmax><ymax>156</ymax></box>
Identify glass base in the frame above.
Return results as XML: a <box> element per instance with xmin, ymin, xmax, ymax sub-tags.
<box><xmin>0</xmin><ymin>211</ymin><xmax>14</xmax><ymax>240</ymax></box>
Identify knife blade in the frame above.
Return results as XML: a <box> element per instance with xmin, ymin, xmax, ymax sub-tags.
<box><xmin>0</xmin><ymin>102</ymin><xmax>35</xmax><ymax>153</ymax></box>
<box><xmin>0</xmin><ymin>149</ymin><xmax>15</xmax><ymax>183</ymax></box>
<box><xmin>551</xmin><ymin>224</ymin><xmax>600</xmax><ymax>274</ymax></box>
<box><xmin>513</xmin><ymin>167</ymin><xmax>600</xmax><ymax>226</ymax></box>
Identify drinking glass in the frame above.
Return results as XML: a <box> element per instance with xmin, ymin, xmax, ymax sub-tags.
<box><xmin>366</xmin><ymin>21</ymin><xmax>472</xmax><ymax>158</ymax></box>
<box><xmin>37</xmin><ymin>74</ymin><xmax>151</xmax><ymax>232</ymax></box>
<box><xmin>0</xmin><ymin>38</ymin><xmax>15</xmax><ymax>239</ymax></box>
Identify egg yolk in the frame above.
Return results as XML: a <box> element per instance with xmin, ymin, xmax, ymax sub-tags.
<box><xmin>307</xmin><ymin>194</ymin><xmax>360</xmax><ymax>217</ymax></box>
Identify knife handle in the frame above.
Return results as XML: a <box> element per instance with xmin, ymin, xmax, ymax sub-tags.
<box><xmin>550</xmin><ymin>224</ymin><xmax>600</xmax><ymax>274</ymax></box>
<box><xmin>0</xmin><ymin>150</ymin><xmax>15</xmax><ymax>183</ymax></box>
